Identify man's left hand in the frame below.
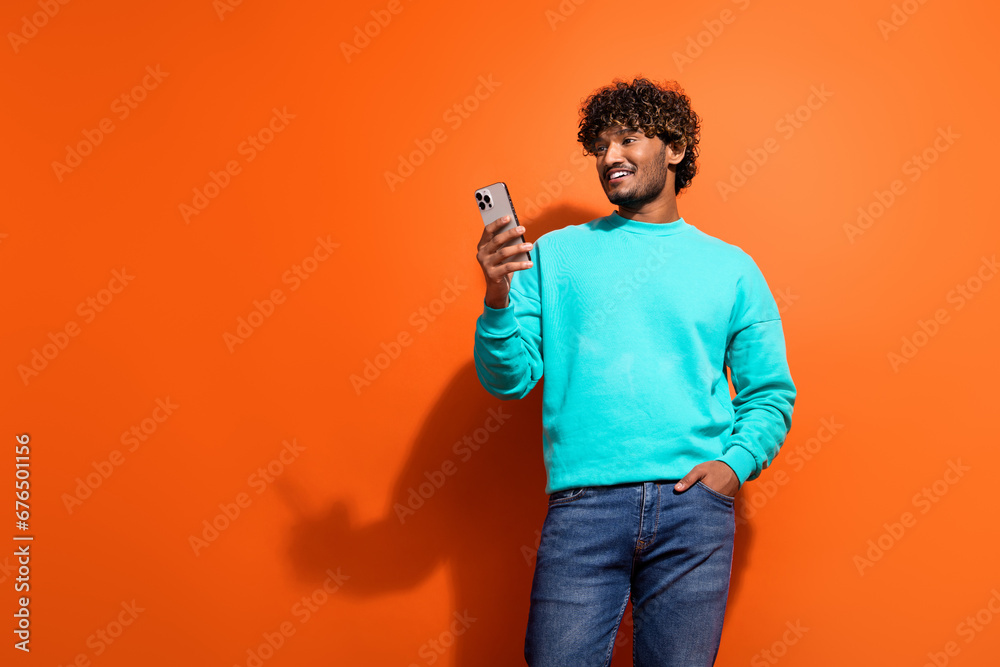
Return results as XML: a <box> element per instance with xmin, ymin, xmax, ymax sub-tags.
<box><xmin>674</xmin><ymin>461</ymin><xmax>740</xmax><ymax>498</ymax></box>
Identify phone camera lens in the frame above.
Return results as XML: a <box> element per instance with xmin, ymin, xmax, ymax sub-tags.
<box><xmin>476</xmin><ymin>192</ymin><xmax>483</xmax><ymax>201</ymax></box>
<box><xmin>478</xmin><ymin>201</ymin><xmax>486</xmax><ymax>210</ymax></box>
<box><xmin>484</xmin><ymin>195</ymin><xmax>491</xmax><ymax>204</ymax></box>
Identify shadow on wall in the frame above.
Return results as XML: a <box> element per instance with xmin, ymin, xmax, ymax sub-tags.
<box><xmin>280</xmin><ymin>203</ymin><xmax>757</xmax><ymax>666</ymax></box>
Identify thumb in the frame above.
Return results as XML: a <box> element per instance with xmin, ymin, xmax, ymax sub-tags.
<box><xmin>674</xmin><ymin>470</ymin><xmax>703</xmax><ymax>492</ymax></box>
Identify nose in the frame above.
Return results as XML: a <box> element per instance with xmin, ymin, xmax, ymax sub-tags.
<box><xmin>601</xmin><ymin>142</ymin><xmax>625</xmax><ymax>172</ymax></box>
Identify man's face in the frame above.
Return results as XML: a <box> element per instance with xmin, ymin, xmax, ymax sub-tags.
<box><xmin>592</xmin><ymin>125</ymin><xmax>681</xmax><ymax>208</ymax></box>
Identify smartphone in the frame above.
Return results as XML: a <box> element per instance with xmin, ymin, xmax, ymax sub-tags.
<box><xmin>475</xmin><ymin>182</ymin><xmax>530</xmax><ymax>265</ymax></box>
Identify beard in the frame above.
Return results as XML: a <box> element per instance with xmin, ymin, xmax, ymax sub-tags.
<box><xmin>607</xmin><ymin>144</ymin><xmax>670</xmax><ymax>207</ymax></box>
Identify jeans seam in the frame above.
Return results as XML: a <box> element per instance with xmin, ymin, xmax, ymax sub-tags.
<box><xmin>629</xmin><ymin>485</ymin><xmax>644</xmax><ymax>665</ymax></box>
<box><xmin>632</xmin><ymin>591</ymin><xmax>637</xmax><ymax>667</ymax></box>
<box><xmin>696</xmin><ymin>480</ymin><xmax>736</xmax><ymax>503</ymax></box>
<box><xmin>547</xmin><ymin>487</ymin><xmax>586</xmax><ymax>506</ymax></box>
<box><xmin>633</xmin><ymin>483</ymin><xmax>647</xmax><ymax>554</ymax></box>
<box><xmin>648</xmin><ymin>483</ymin><xmax>661</xmax><ymax>546</ymax></box>
<box><xmin>603</xmin><ymin>586</ymin><xmax>631</xmax><ymax>667</ymax></box>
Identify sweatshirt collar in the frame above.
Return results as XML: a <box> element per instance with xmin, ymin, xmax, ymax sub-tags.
<box><xmin>606</xmin><ymin>210</ymin><xmax>692</xmax><ymax>236</ymax></box>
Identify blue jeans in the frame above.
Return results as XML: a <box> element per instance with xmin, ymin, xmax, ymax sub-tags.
<box><xmin>524</xmin><ymin>479</ymin><xmax>736</xmax><ymax>666</ymax></box>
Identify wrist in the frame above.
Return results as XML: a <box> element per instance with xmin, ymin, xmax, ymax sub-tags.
<box><xmin>484</xmin><ymin>291</ymin><xmax>509</xmax><ymax>310</ymax></box>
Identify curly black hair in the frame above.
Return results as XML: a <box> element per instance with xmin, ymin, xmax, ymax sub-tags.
<box><xmin>577</xmin><ymin>77</ymin><xmax>701</xmax><ymax>195</ymax></box>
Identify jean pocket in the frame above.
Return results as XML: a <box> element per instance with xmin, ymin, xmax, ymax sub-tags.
<box><xmin>548</xmin><ymin>487</ymin><xmax>587</xmax><ymax>506</ymax></box>
<box><xmin>694</xmin><ymin>480</ymin><xmax>736</xmax><ymax>504</ymax></box>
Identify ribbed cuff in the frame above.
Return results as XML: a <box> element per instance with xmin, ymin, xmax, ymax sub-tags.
<box><xmin>478</xmin><ymin>298</ymin><xmax>517</xmax><ymax>336</ymax></box>
<box><xmin>717</xmin><ymin>444</ymin><xmax>757</xmax><ymax>487</ymax></box>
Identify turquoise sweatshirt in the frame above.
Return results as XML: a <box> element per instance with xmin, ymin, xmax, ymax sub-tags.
<box><xmin>473</xmin><ymin>211</ymin><xmax>796</xmax><ymax>494</ymax></box>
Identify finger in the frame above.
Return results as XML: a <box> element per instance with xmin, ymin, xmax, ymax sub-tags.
<box><xmin>493</xmin><ymin>239</ymin><xmax>534</xmax><ymax>263</ymax></box>
<box><xmin>479</xmin><ymin>216</ymin><xmax>509</xmax><ymax>248</ymax></box>
<box><xmin>485</xmin><ymin>215</ymin><xmax>512</xmax><ymax>234</ymax></box>
<box><xmin>674</xmin><ymin>472</ymin><xmax>703</xmax><ymax>492</ymax></box>
<box><xmin>490</xmin><ymin>228</ymin><xmax>528</xmax><ymax>257</ymax></box>
<box><xmin>486</xmin><ymin>257</ymin><xmax>533</xmax><ymax>282</ymax></box>
<box><xmin>498</xmin><ymin>240</ymin><xmax>533</xmax><ymax>259</ymax></box>
<box><xmin>487</xmin><ymin>216</ymin><xmax>527</xmax><ymax>244</ymax></box>
<box><xmin>484</xmin><ymin>234</ymin><xmax>529</xmax><ymax>267</ymax></box>
<box><xmin>480</xmin><ymin>219</ymin><xmax>510</xmax><ymax>252</ymax></box>
<box><xmin>501</xmin><ymin>226</ymin><xmax>528</xmax><ymax>246</ymax></box>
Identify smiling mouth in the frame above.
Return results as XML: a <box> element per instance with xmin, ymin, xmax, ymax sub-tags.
<box><xmin>607</xmin><ymin>170</ymin><xmax>633</xmax><ymax>184</ymax></box>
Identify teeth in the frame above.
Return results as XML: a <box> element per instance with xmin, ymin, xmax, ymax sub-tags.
<box><xmin>610</xmin><ymin>171</ymin><xmax>630</xmax><ymax>179</ymax></box>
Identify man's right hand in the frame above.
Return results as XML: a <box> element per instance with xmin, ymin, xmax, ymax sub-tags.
<box><xmin>476</xmin><ymin>215</ymin><xmax>534</xmax><ymax>309</ymax></box>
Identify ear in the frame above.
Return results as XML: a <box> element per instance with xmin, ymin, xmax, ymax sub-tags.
<box><xmin>664</xmin><ymin>138</ymin><xmax>686</xmax><ymax>165</ymax></box>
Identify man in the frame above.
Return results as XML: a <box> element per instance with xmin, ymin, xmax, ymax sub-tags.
<box><xmin>473</xmin><ymin>77</ymin><xmax>796</xmax><ymax>666</ymax></box>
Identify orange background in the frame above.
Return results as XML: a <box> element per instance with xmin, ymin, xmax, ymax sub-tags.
<box><xmin>2</xmin><ymin>0</ymin><xmax>999</xmax><ymax>665</ymax></box>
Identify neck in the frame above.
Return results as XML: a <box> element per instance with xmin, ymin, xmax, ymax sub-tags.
<box><xmin>616</xmin><ymin>195</ymin><xmax>680</xmax><ymax>224</ymax></box>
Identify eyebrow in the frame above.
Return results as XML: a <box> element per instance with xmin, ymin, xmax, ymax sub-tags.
<box><xmin>595</xmin><ymin>126</ymin><xmax>640</xmax><ymax>142</ymax></box>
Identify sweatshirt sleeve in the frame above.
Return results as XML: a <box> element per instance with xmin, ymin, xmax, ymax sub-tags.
<box><xmin>716</xmin><ymin>253</ymin><xmax>796</xmax><ymax>488</ymax></box>
<box><xmin>473</xmin><ymin>242</ymin><xmax>544</xmax><ymax>400</ymax></box>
